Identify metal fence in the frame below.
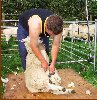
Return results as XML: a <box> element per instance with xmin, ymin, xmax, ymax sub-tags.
<box><xmin>55</xmin><ymin>20</ymin><xmax>97</xmax><ymax>72</ymax></box>
<box><xmin>1</xmin><ymin>19</ymin><xmax>97</xmax><ymax>72</ymax></box>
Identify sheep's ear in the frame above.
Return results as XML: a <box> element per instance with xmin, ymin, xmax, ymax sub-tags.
<box><xmin>48</xmin><ymin>74</ymin><xmax>51</xmax><ymax>77</ymax></box>
<box><xmin>49</xmin><ymin>79</ymin><xmax>53</xmax><ymax>84</ymax></box>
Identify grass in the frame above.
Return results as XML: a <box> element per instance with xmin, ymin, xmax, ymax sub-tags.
<box><xmin>1</xmin><ymin>36</ymin><xmax>97</xmax><ymax>96</ymax></box>
<box><xmin>49</xmin><ymin>37</ymin><xmax>97</xmax><ymax>88</ymax></box>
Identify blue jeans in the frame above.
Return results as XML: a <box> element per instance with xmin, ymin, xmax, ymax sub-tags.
<box><xmin>17</xmin><ymin>23</ymin><xmax>49</xmax><ymax>70</ymax></box>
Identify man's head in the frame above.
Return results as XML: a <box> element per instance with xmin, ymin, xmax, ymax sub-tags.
<box><xmin>46</xmin><ymin>15</ymin><xmax>63</xmax><ymax>36</ymax></box>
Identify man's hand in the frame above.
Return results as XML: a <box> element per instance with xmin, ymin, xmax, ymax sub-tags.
<box><xmin>41</xmin><ymin>60</ymin><xmax>48</xmax><ymax>72</ymax></box>
<box><xmin>49</xmin><ymin>63</ymin><xmax>55</xmax><ymax>74</ymax></box>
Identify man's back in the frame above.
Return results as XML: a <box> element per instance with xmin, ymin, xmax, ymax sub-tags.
<box><xmin>19</xmin><ymin>8</ymin><xmax>53</xmax><ymax>35</ymax></box>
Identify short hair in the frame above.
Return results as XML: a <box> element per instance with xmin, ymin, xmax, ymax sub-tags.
<box><xmin>46</xmin><ymin>15</ymin><xmax>63</xmax><ymax>35</ymax></box>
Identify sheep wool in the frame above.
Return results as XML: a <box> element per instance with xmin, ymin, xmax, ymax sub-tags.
<box><xmin>2</xmin><ymin>27</ymin><xmax>18</xmax><ymax>43</ymax></box>
<box><xmin>23</xmin><ymin>37</ymin><xmax>62</xmax><ymax>93</ymax></box>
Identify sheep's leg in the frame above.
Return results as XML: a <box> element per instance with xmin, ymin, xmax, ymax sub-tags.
<box><xmin>48</xmin><ymin>83</ymin><xmax>75</xmax><ymax>95</ymax></box>
<box><xmin>48</xmin><ymin>83</ymin><xmax>64</xmax><ymax>91</ymax></box>
<box><xmin>5</xmin><ymin>34</ymin><xmax>11</xmax><ymax>44</ymax></box>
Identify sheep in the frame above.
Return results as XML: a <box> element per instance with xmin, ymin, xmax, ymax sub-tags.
<box><xmin>68</xmin><ymin>23</ymin><xmax>79</xmax><ymax>38</ymax></box>
<box><xmin>77</xmin><ymin>25</ymin><xmax>88</xmax><ymax>40</ymax></box>
<box><xmin>82</xmin><ymin>24</ymin><xmax>95</xmax><ymax>41</ymax></box>
<box><xmin>68</xmin><ymin>23</ymin><xmax>95</xmax><ymax>41</ymax></box>
<box><xmin>62</xmin><ymin>28</ymin><xmax>69</xmax><ymax>40</ymax></box>
<box><xmin>75</xmin><ymin>24</ymin><xmax>95</xmax><ymax>41</ymax></box>
<box><xmin>62</xmin><ymin>24</ymin><xmax>82</xmax><ymax>41</ymax></box>
<box><xmin>22</xmin><ymin>37</ymin><xmax>75</xmax><ymax>95</ymax></box>
<box><xmin>2</xmin><ymin>27</ymin><xmax>18</xmax><ymax>44</ymax></box>
<box><xmin>68</xmin><ymin>23</ymin><xmax>84</xmax><ymax>38</ymax></box>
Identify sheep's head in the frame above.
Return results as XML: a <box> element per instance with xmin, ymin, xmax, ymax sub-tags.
<box><xmin>48</xmin><ymin>70</ymin><xmax>61</xmax><ymax>85</ymax></box>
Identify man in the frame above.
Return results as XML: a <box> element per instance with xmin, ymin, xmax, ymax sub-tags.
<box><xmin>17</xmin><ymin>8</ymin><xmax>63</xmax><ymax>74</ymax></box>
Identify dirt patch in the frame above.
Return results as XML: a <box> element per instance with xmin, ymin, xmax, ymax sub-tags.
<box><xmin>3</xmin><ymin>68</ymin><xmax>97</xmax><ymax>99</ymax></box>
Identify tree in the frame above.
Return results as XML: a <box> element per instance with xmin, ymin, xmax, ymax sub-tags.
<box><xmin>1</xmin><ymin>0</ymin><xmax>97</xmax><ymax>20</ymax></box>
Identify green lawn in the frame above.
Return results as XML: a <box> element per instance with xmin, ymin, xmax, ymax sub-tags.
<box><xmin>1</xmin><ymin>37</ymin><xmax>97</xmax><ymax>95</ymax></box>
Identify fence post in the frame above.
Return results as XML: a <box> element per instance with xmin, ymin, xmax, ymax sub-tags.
<box><xmin>2</xmin><ymin>13</ymin><xmax>5</xmax><ymax>26</ymax></box>
<box><xmin>94</xmin><ymin>19</ymin><xmax>97</xmax><ymax>71</ymax></box>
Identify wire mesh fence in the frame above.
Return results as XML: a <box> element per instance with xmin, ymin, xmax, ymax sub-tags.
<box><xmin>1</xmin><ymin>19</ymin><xmax>97</xmax><ymax>78</ymax></box>
<box><xmin>49</xmin><ymin>20</ymin><xmax>97</xmax><ymax>72</ymax></box>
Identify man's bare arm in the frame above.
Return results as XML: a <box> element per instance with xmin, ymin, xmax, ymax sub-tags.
<box><xmin>28</xmin><ymin>15</ymin><xmax>48</xmax><ymax>71</ymax></box>
<box><xmin>50</xmin><ymin>33</ymin><xmax>62</xmax><ymax>73</ymax></box>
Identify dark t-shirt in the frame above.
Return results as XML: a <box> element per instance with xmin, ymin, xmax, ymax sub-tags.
<box><xmin>19</xmin><ymin>8</ymin><xmax>53</xmax><ymax>37</ymax></box>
